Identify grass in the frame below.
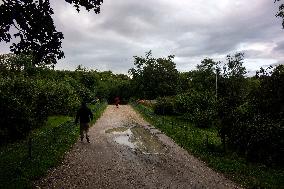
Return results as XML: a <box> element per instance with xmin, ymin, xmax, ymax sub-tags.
<box><xmin>132</xmin><ymin>103</ymin><xmax>284</xmax><ymax>189</ymax></box>
<box><xmin>0</xmin><ymin>101</ymin><xmax>107</xmax><ymax>189</ymax></box>
<box><xmin>89</xmin><ymin>101</ymin><xmax>107</xmax><ymax>125</ymax></box>
<box><xmin>42</xmin><ymin>116</ymin><xmax>72</xmax><ymax>129</ymax></box>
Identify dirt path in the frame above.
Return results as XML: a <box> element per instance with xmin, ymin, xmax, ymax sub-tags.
<box><xmin>35</xmin><ymin>105</ymin><xmax>241</xmax><ymax>189</ymax></box>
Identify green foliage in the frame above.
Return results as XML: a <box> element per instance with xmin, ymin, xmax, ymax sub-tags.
<box><xmin>154</xmin><ymin>97</ymin><xmax>176</xmax><ymax>115</ymax></box>
<box><xmin>95</xmin><ymin>71</ymin><xmax>132</xmax><ymax>104</ymax></box>
<box><xmin>193</xmin><ymin>58</ymin><xmax>218</xmax><ymax>92</ymax></box>
<box><xmin>150</xmin><ymin>52</ymin><xmax>283</xmax><ymax>167</ymax></box>
<box><xmin>222</xmin><ymin>53</ymin><xmax>247</xmax><ymax>78</ymax></box>
<box><xmin>0</xmin><ymin>53</ymin><xmax>132</xmax><ymax>144</ymax></box>
<box><xmin>224</xmin><ymin>65</ymin><xmax>284</xmax><ymax>166</ymax></box>
<box><xmin>0</xmin><ymin>116</ymin><xmax>74</xmax><ymax>189</ymax></box>
<box><xmin>129</xmin><ymin>51</ymin><xmax>179</xmax><ymax>99</ymax></box>
<box><xmin>134</xmin><ymin>51</ymin><xmax>283</xmax><ymax>167</ymax></box>
<box><xmin>0</xmin><ymin>76</ymin><xmax>82</xmax><ymax>143</ymax></box>
<box><xmin>0</xmin><ymin>101</ymin><xmax>107</xmax><ymax>189</ymax></box>
<box><xmin>176</xmin><ymin>72</ymin><xmax>192</xmax><ymax>93</ymax></box>
<box><xmin>37</xmin><ymin>80</ymin><xmax>81</xmax><ymax>115</ymax></box>
<box><xmin>0</xmin><ymin>53</ymin><xmax>33</xmax><ymax>72</ymax></box>
<box><xmin>175</xmin><ymin>91</ymin><xmax>217</xmax><ymax>128</ymax></box>
<box><xmin>0</xmin><ymin>62</ymin><xmax>77</xmax><ymax>140</ymax></box>
<box><xmin>173</xmin><ymin>58</ymin><xmax>218</xmax><ymax>128</ymax></box>
<box><xmin>0</xmin><ymin>76</ymin><xmax>44</xmax><ymax>143</ymax></box>
<box><xmin>254</xmin><ymin>65</ymin><xmax>284</xmax><ymax>120</ymax></box>
<box><xmin>89</xmin><ymin>101</ymin><xmax>108</xmax><ymax>124</ymax></box>
<box><xmin>228</xmin><ymin>115</ymin><xmax>283</xmax><ymax>166</ymax></box>
<box><xmin>133</xmin><ymin>103</ymin><xmax>284</xmax><ymax>189</ymax></box>
<box><xmin>206</xmin><ymin>55</ymin><xmax>283</xmax><ymax>166</ymax></box>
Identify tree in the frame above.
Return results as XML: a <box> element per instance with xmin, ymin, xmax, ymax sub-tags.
<box><xmin>275</xmin><ymin>0</ymin><xmax>284</xmax><ymax>28</ymax></box>
<box><xmin>218</xmin><ymin>53</ymin><xmax>247</xmax><ymax>114</ymax></box>
<box><xmin>254</xmin><ymin>65</ymin><xmax>284</xmax><ymax>120</ymax></box>
<box><xmin>129</xmin><ymin>51</ymin><xmax>179</xmax><ymax>99</ymax></box>
<box><xmin>193</xmin><ymin>58</ymin><xmax>219</xmax><ymax>93</ymax></box>
<box><xmin>0</xmin><ymin>0</ymin><xmax>103</xmax><ymax>66</ymax></box>
<box><xmin>0</xmin><ymin>53</ymin><xmax>33</xmax><ymax>71</ymax></box>
<box><xmin>174</xmin><ymin>58</ymin><xmax>219</xmax><ymax>127</ymax></box>
<box><xmin>222</xmin><ymin>52</ymin><xmax>246</xmax><ymax>78</ymax></box>
<box><xmin>217</xmin><ymin>53</ymin><xmax>249</xmax><ymax>150</ymax></box>
<box><xmin>176</xmin><ymin>72</ymin><xmax>192</xmax><ymax>93</ymax></box>
<box><xmin>220</xmin><ymin>65</ymin><xmax>284</xmax><ymax>165</ymax></box>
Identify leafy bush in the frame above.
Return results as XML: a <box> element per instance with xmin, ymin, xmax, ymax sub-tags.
<box><xmin>0</xmin><ymin>54</ymin><xmax>133</xmax><ymax>145</ymax></box>
<box><xmin>36</xmin><ymin>80</ymin><xmax>81</xmax><ymax>116</ymax></box>
<box><xmin>154</xmin><ymin>97</ymin><xmax>176</xmax><ymax>115</ymax></box>
<box><xmin>219</xmin><ymin>65</ymin><xmax>284</xmax><ymax>166</ymax></box>
<box><xmin>0</xmin><ymin>77</ymin><xmax>43</xmax><ymax>143</ymax></box>
<box><xmin>0</xmin><ymin>76</ymin><xmax>81</xmax><ymax>144</ymax></box>
<box><xmin>237</xmin><ymin>117</ymin><xmax>282</xmax><ymax>166</ymax></box>
<box><xmin>175</xmin><ymin>91</ymin><xmax>217</xmax><ymax>128</ymax></box>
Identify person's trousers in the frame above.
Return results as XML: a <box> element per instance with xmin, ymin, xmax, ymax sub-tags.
<box><xmin>80</xmin><ymin>123</ymin><xmax>89</xmax><ymax>141</ymax></box>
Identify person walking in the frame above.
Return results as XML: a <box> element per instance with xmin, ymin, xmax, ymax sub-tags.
<box><xmin>75</xmin><ymin>102</ymin><xmax>93</xmax><ymax>143</ymax></box>
<box><xmin>114</xmin><ymin>96</ymin><xmax>120</xmax><ymax>108</ymax></box>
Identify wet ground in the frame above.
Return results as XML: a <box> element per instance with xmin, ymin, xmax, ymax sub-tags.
<box><xmin>106</xmin><ymin>125</ymin><xmax>166</xmax><ymax>155</ymax></box>
<box><xmin>34</xmin><ymin>105</ymin><xmax>241</xmax><ymax>189</ymax></box>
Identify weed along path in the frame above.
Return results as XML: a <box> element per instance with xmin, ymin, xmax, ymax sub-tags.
<box><xmin>35</xmin><ymin>105</ymin><xmax>241</xmax><ymax>189</ymax></box>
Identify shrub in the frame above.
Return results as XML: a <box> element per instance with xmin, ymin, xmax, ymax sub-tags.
<box><xmin>226</xmin><ymin>114</ymin><xmax>283</xmax><ymax>166</ymax></box>
<box><xmin>0</xmin><ymin>77</ymin><xmax>42</xmax><ymax>143</ymax></box>
<box><xmin>36</xmin><ymin>80</ymin><xmax>81</xmax><ymax>116</ymax></box>
<box><xmin>0</xmin><ymin>76</ymin><xmax>81</xmax><ymax>144</ymax></box>
<box><xmin>154</xmin><ymin>97</ymin><xmax>176</xmax><ymax>115</ymax></box>
<box><xmin>175</xmin><ymin>91</ymin><xmax>217</xmax><ymax>128</ymax></box>
<box><xmin>219</xmin><ymin>65</ymin><xmax>284</xmax><ymax>166</ymax></box>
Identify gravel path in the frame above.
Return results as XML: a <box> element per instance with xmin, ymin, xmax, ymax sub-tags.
<box><xmin>34</xmin><ymin>105</ymin><xmax>241</xmax><ymax>189</ymax></box>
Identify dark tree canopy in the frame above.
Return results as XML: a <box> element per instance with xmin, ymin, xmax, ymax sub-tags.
<box><xmin>275</xmin><ymin>0</ymin><xmax>284</xmax><ymax>28</ymax></box>
<box><xmin>0</xmin><ymin>0</ymin><xmax>103</xmax><ymax>66</ymax></box>
<box><xmin>129</xmin><ymin>51</ymin><xmax>179</xmax><ymax>99</ymax></box>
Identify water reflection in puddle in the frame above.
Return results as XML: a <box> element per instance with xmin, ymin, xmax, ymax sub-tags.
<box><xmin>113</xmin><ymin>128</ymin><xmax>135</xmax><ymax>149</ymax></box>
<box><xmin>105</xmin><ymin>126</ymin><xmax>166</xmax><ymax>154</ymax></box>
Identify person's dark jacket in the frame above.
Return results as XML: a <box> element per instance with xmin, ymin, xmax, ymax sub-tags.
<box><xmin>75</xmin><ymin>106</ymin><xmax>93</xmax><ymax>124</ymax></box>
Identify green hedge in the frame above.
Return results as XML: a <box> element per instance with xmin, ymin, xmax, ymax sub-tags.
<box><xmin>0</xmin><ymin>76</ymin><xmax>82</xmax><ymax>144</ymax></box>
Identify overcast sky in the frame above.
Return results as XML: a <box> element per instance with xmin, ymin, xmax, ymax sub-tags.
<box><xmin>1</xmin><ymin>0</ymin><xmax>283</xmax><ymax>74</ymax></box>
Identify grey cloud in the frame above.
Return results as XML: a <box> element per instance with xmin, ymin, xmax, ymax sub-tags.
<box><xmin>241</xmin><ymin>50</ymin><xmax>269</xmax><ymax>59</ymax></box>
<box><xmin>1</xmin><ymin>0</ymin><xmax>283</xmax><ymax>73</ymax></box>
<box><xmin>273</xmin><ymin>41</ymin><xmax>284</xmax><ymax>53</ymax></box>
<box><xmin>173</xmin><ymin>0</ymin><xmax>282</xmax><ymax>59</ymax></box>
<box><xmin>97</xmin><ymin>0</ymin><xmax>171</xmax><ymax>39</ymax></box>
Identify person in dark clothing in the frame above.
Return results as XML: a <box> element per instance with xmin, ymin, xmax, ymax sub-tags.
<box><xmin>75</xmin><ymin>102</ymin><xmax>93</xmax><ymax>143</ymax></box>
<box><xmin>114</xmin><ymin>96</ymin><xmax>120</xmax><ymax>108</ymax></box>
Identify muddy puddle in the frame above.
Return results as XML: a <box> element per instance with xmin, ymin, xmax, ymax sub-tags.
<box><xmin>105</xmin><ymin>125</ymin><xmax>166</xmax><ymax>154</ymax></box>
<box><xmin>105</xmin><ymin>127</ymin><xmax>128</xmax><ymax>133</ymax></box>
